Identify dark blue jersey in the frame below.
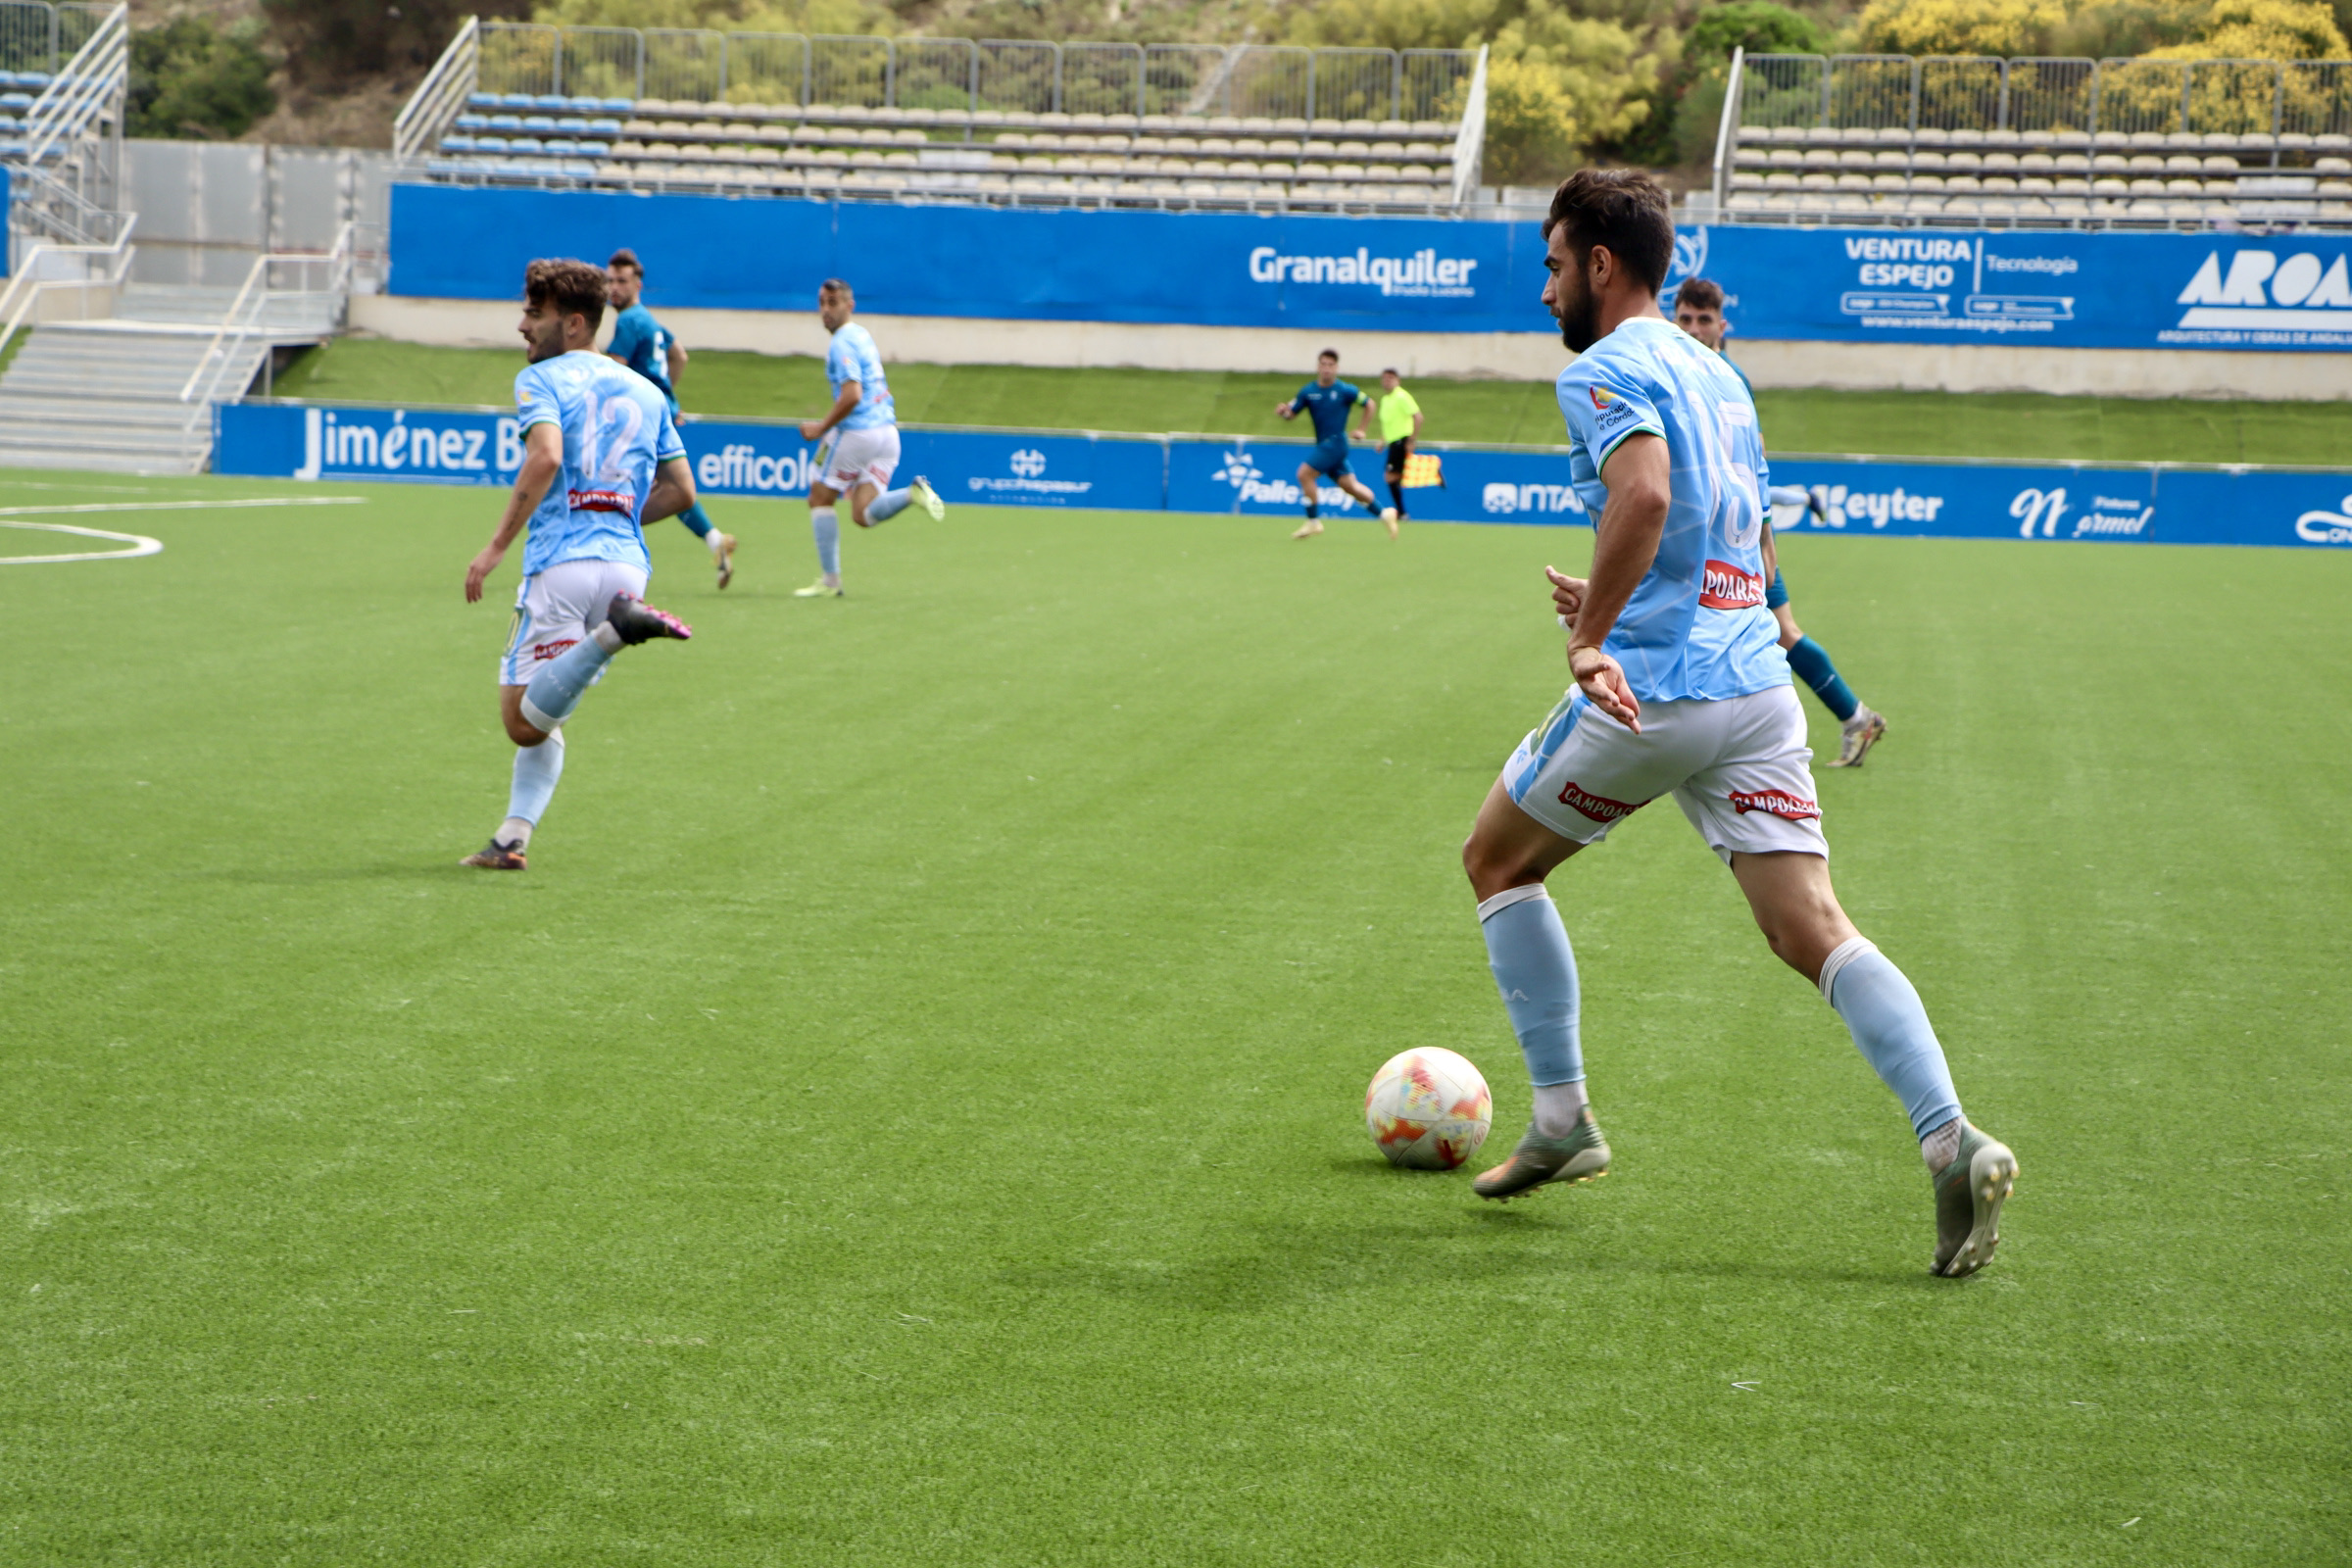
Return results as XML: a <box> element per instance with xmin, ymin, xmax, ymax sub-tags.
<box><xmin>1290</xmin><ymin>378</ymin><xmax>1363</xmax><ymax>444</ymax></box>
<box><xmin>607</xmin><ymin>303</ymin><xmax>674</xmax><ymax>401</ymax></box>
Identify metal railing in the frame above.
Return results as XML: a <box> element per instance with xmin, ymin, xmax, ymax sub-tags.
<box><xmin>1449</xmin><ymin>45</ymin><xmax>1488</xmax><ymax>204</ymax></box>
<box><xmin>178</xmin><ymin>220</ymin><xmax>360</xmax><ymax>419</ymax></box>
<box><xmin>1732</xmin><ymin>50</ymin><xmax>2352</xmax><ymax>135</ymax></box>
<box><xmin>0</xmin><ymin>212</ymin><xmax>132</xmax><ymax>361</ymax></box>
<box><xmin>395</xmin><ymin>14</ymin><xmax>478</xmax><ymax>163</ymax></box>
<box><xmin>19</xmin><ymin>0</ymin><xmax>121</xmax><ymax>166</ymax></box>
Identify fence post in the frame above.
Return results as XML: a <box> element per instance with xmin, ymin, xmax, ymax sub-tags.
<box><xmin>550</xmin><ymin>31</ymin><xmax>564</xmax><ymax>97</ymax></box>
<box><xmin>801</xmin><ymin>39</ymin><xmax>809</xmax><ymax>107</ymax></box>
<box><xmin>1304</xmin><ymin>52</ymin><xmax>1314</xmax><ymax>121</ymax></box>
<box><xmin>716</xmin><ymin>33</ymin><xmax>728</xmax><ymax>97</ymax></box>
<box><xmin>1713</xmin><ymin>46</ymin><xmax>1744</xmax><ymax>211</ymax></box>
<box><xmin>2088</xmin><ymin>59</ymin><xmax>2102</xmax><ymax>134</ymax></box>
<box><xmin>967</xmin><ymin>41</ymin><xmax>976</xmax><ymax>114</ymax></box>
<box><xmin>634</xmin><ymin>28</ymin><xmax>646</xmax><ymax>99</ymax></box>
<box><xmin>1053</xmin><ymin>40</ymin><xmax>1062</xmax><ymax>113</ymax></box>
<box><xmin>1907</xmin><ymin>55</ymin><xmax>1919</xmax><ymax>132</ymax></box>
<box><xmin>1997</xmin><ymin>58</ymin><xmax>2009</xmax><ymax>129</ymax></box>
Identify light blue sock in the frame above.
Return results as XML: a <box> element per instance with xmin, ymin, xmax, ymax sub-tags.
<box><xmin>867</xmin><ymin>486</ymin><xmax>914</xmax><ymax>523</ymax></box>
<box><xmin>675</xmin><ymin>502</ymin><xmax>713</xmax><ymax>540</ymax></box>
<box><xmin>506</xmin><ymin>728</ymin><xmax>564</xmax><ymax>827</ymax></box>
<box><xmin>1821</xmin><ymin>939</ymin><xmax>1963</xmax><ymax>1139</ymax></box>
<box><xmin>518</xmin><ymin>629</ymin><xmax>615</xmax><ymax>732</ymax></box>
<box><xmin>811</xmin><ymin>506</ymin><xmax>840</xmax><ymax>576</ymax></box>
<box><xmin>1477</xmin><ymin>886</ymin><xmax>1583</xmax><ymax>1088</ymax></box>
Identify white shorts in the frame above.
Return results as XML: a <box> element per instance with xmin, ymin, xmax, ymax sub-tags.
<box><xmin>818</xmin><ymin>425</ymin><xmax>900</xmax><ymax>493</ymax></box>
<box><xmin>1500</xmin><ymin>683</ymin><xmax>1828</xmax><ymax>863</ymax></box>
<box><xmin>499</xmin><ymin>557</ymin><xmax>648</xmax><ymax>686</ymax></box>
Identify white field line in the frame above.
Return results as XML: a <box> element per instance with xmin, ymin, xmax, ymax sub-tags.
<box><xmin>0</xmin><ymin>496</ymin><xmax>368</xmax><ymax>564</ymax></box>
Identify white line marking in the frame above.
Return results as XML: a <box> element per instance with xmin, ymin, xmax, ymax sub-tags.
<box><xmin>0</xmin><ymin>496</ymin><xmax>368</xmax><ymax>517</ymax></box>
<box><xmin>0</xmin><ymin>497</ymin><xmax>368</xmax><ymax>564</ymax></box>
<box><xmin>0</xmin><ymin>520</ymin><xmax>166</xmax><ymax>564</ymax></box>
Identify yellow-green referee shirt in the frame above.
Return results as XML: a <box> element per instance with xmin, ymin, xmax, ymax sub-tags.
<box><xmin>1376</xmin><ymin>384</ymin><xmax>1421</xmax><ymax>444</ymax></box>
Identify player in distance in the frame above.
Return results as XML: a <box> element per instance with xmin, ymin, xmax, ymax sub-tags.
<box><xmin>1673</xmin><ymin>277</ymin><xmax>1887</xmax><ymax>767</ymax></box>
<box><xmin>1459</xmin><ymin>172</ymin><xmax>2015</xmax><ymax>1278</ymax></box>
<box><xmin>606</xmin><ymin>249</ymin><xmax>739</xmax><ymax>589</ymax></box>
<box><xmin>1275</xmin><ymin>349</ymin><xmax>1396</xmax><ymax>540</ymax></box>
<box><xmin>1358</xmin><ymin>368</ymin><xmax>1423</xmax><ymax>524</ymax></box>
<box><xmin>795</xmin><ymin>278</ymin><xmax>943</xmax><ymax>599</ymax></box>
<box><xmin>459</xmin><ymin>259</ymin><xmax>697</xmax><ymax>871</ymax></box>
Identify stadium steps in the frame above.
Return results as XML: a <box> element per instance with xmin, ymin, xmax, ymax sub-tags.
<box><xmin>0</xmin><ymin>287</ymin><xmax>334</xmax><ymax>475</ymax></box>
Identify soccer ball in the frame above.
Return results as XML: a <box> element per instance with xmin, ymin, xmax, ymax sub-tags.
<box><xmin>1364</xmin><ymin>1048</ymin><xmax>1493</xmax><ymax>1170</ymax></box>
<box><xmin>1379</xmin><ymin>506</ymin><xmax>1398</xmax><ymax>522</ymax></box>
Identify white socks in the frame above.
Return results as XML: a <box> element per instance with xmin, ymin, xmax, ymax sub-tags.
<box><xmin>1533</xmin><ymin>1080</ymin><xmax>1590</xmax><ymax>1137</ymax></box>
<box><xmin>498</xmin><ymin>815</ymin><xmax>535</xmax><ymax>849</ymax></box>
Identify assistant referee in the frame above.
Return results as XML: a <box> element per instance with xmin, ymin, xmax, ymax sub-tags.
<box><xmin>1359</xmin><ymin>368</ymin><xmax>1423</xmax><ymax>520</ymax></box>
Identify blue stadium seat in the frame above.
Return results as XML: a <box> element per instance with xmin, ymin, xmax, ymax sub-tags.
<box><xmin>474</xmin><ymin>136</ymin><xmax>511</xmax><ymax>152</ymax></box>
<box><xmin>0</xmin><ymin>114</ymin><xmax>17</xmax><ymax>130</ymax></box>
<box><xmin>0</xmin><ymin>92</ymin><xmax>33</xmax><ymax>111</ymax></box>
<box><xmin>531</xmin><ymin>94</ymin><xmax>568</xmax><ymax>110</ymax></box>
<box><xmin>440</xmin><ymin>134</ymin><xmax>475</xmax><ymax>151</ymax></box>
<box><xmin>455</xmin><ymin>113</ymin><xmax>488</xmax><ymax>129</ymax></box>
<box><xmin>487</xmin><ymin>114</ymin><xmax>522</xmax><ymax>130</ymax></box>
<box><xmin>0</xmin><ymin>138</ymin><xmax>24</xmax><ymax>156</ymax></box>
<box><xmin>468</xmin><ymin>92</ymin><xmax>499</xmax><ymax>108</ymax></box>
<box><xmin>556</xmin><ymin>116</ymin><xmax>589</xmax><ymax>131</ymax></box>
<box><xmin>509</xmin><ymin>136</ymin><xmax>545</xmax><ymax>153</ymax></box>
<box><xmin>19</xmin><ymin>72</ymin><xmax>48</xmax><ymax>88</ymax></box>
<box><xmin>521</xmin><ymin>115</ymin><xmax>557</xmax><ymax>130</ymax></box>
<box><xmin>577</xmin><ymin>141</ymin><xmax>611</xmax><ymax>157</ymax></box>
<box><xmin>498</xmin><ymin>93</ymin><xmax>535</xmax><ymax>108</ymax></box>
<box><xmin>599</xmin><ymin>97</ymin><xmax>635</xmax><ymax>113</ymax></box>
<box><xmin>588</xmin><ymin>118</ymin><xmax>621</xmax><ymax>134</ymax></box>
<box><xmin>566</xmin><ymin>95</ymin><xmax>603</xmax><ymax>110</ymax></box>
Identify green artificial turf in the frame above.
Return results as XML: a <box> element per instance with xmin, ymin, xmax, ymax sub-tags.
<box><xmin>3</xmin><ymin>473</ymin><xmax>2348</xmax><ymax>1565</ymax></box>
<box><xmin>276</xmin><ymin>337</ymin><xmax>2352</xmax><ymax>463</ymax></box>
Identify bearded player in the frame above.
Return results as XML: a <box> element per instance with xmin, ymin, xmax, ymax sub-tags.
<box><xmin>459</xmin><ymin>258</ymin><xmax>697</xmax><ymax>871</ymax></box>
<box><xmin>1460</xmin><ymin>172</ymin><xmax>2015</xmax><ymax>1278</ymax></box>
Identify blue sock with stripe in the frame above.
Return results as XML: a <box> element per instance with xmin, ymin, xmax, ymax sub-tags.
<box><xmin>1786</xmin><ymin>636</ymin><xmax>1860</xmax><ymax>722</ymax></box>
<box><xmin>675</xmin><ymin>502</ymin><xmax>713</xmax><ymax>540</ymax></box>
<box><xmin>868</xmin><ymin>487</ymin><xmax>914</xmax><ymax>523</ymax></box>
<box><xmin>1820</xmin><ymin>938</ymin><xmax>1962</xmax><ymax>1140</ymax></box>
<box><xmin>518</xmin><ymin>628</ymin><xmax>616</xmax><ymax>732</ymax></box>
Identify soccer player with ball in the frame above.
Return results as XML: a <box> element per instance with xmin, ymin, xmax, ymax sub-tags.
<box><xmin>1459</xmin><ymin>172</ymin><xmax>2016</xmax><ymax>1277</ymax></box>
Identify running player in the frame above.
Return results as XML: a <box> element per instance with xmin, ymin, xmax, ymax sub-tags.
<box><xmin>1275</xmin><ymin>349</ymin><xmax>1392</xmax><ymax>540</ymax></box>
<box><xmin>794</xmin><ymin>278</ymin><xmax>943</xmax><ymax>599</ymax></box>
<box><xmin>1461</xmin><ymin>172</ymin><xmax>2014</xmax><ymax>1278</ymax></box>
<box><xmin>1674</xmin><ymin>276</ymin><xmax>1886</xmax><ymax>766</ymax></box>
<box><xmin>459</xmin><ymin>258</ymin><xmax>697</xmax><ymax>871</ymax></box>
<box><xmin>1357</xmin><ymin>367</ymin><xmax>1422</xmax><ymax>522</ymax></box>
<box><xmin>606</xmin><ymin>249</ymin><xmax>738</xmax><ymax>590</ymax></box>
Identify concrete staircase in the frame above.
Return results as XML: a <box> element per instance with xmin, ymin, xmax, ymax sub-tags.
<box><xmin>0</xmin><ymin>285</ymin><xmax>339</xmax><ymax>474</ymax></box>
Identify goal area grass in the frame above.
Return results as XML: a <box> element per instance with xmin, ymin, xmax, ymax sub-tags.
<box><xmin>4</xmin><ymin>468</ymin><xmax>2347</xmax><ymax>1565</ymax></box>
<box><xmin>275</xmin><ymin>338</ymin><xmax>2352</xmax><ymax>466</ymax></box>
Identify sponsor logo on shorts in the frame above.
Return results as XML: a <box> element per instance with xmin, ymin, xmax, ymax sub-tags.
<box><xmin>567</xmin><ymin>487</ymin><xmax>635</xmax><ymax>514</ymax></box>
<box><xmin>531</xmin><ymin>638</ymin><xmax>579</xmax><ymax>662</ymax></box>
<box><xmin>1698</xmin><ymin>559</ymin><xmax>1766</xmax><ymax>609</ymax></box>
<box><xmin>1728</xmin><ymin>788</ymin><xmax>1821</xmax><ymax>820</ymax></box>
<box><xmin>1557</xmin><ymin>779</ymin><xmax>1647</xmax><ymax>823</ymax></box>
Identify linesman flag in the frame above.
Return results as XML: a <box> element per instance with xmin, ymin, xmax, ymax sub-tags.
<box><xmin>1402</xmin><ymin>452</ymin><xmax>1446</xmax><ymax>489</ymax></box>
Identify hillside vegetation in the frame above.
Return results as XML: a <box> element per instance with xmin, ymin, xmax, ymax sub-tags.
<box><xmin>133</xmin><ymin>0</ymin><xmax>2352</xmax><ymax>169</ymax></box>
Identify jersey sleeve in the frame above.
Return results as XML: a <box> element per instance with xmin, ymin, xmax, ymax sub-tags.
<box><xmin>1557</xmin><ymin>355</ymin><xmax>1664</xmax><ymax>472</ymax></box>
<box><xmin>514</xmin><ymin>364</ymin><xmax>560</xmax><ymax>430</ymax></box>
<box><xmin>1289</xmin><ymin>383</ymin><xmax>1311</xmax><ymax>413</ymax></box>
<box><xmin>655</xmin><ymin>406</ymin><xmax>686</xmax><ymax>464</ymax></box>
<box><xmin>826</xmin><ymin>335</ymin><xmax>859</xmax><ymax>387</ymax></box>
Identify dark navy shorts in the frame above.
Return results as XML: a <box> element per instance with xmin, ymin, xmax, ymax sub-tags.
<box><xmin>1304</xmin><ymin>438</ymin><xmax>1350</xmax><ymax>478</ymax></box>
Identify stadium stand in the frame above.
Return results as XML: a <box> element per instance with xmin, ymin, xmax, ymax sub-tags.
<box><xmin>393</xmin><ymin>24</ymin><xmax>1482</xmax><ymax>215</ymax></box>
<box><xmin>1710</xmin><ymin>52</ymin><xmax>2352</xmax><ymax>230</ymax></box>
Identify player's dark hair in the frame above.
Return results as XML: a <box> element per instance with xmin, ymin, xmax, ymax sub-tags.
<box><xmin>1381</xmin><ymin>367</ymin><xmax>1399</xmax><ymax>375</ymax></box>
<box><xmin>820</xmin><ymin>277</ymin><xmax>852</xmax><ymax>295</ymax></box>
<box><xmin>607</xmin><ymin>247</ymin><xmax>642</xmax><ymax>274</ymax></box>
<box><xmin>524</xmin><ymin>259</ymin><xmax>609</xmax><ymax>332</ymax></box>
<box><xmin>1543</xmin><ymin>170</ymin><xmax>1675</xmax><ymax>296</ymax></box>
<box><xmin>1318</xmin><ymin>348</ymin><xmax>1339</xmax><ymax>363</ymax></box>
<box><xmin>1677</xmin><ymin>276</ymin><xmax>1724</xmax><ymax>313</ymax></box>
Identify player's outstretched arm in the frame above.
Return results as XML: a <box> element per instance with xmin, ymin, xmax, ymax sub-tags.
<box><xmin>641</xmin><ymin>457</ymin><xmax>697</xmax><ymax>526</ymax></box>
<box><xmin>801</xmin><ymin>380</ymin><xmax>860</xmax><ymax>441</ymax></box>
<box><xmin>466</xmin><ymin>422</ymin><xmax>562</xmax><ymax>603</ymax></box>
<box><xmin>1564</xmin><ymin>431</ymin><xmax>1671</xmax><ymax>731</ymax></box>
<box><xmin>667</xmin><ymin>340</ymin><xmax>689</xmax><ymax>386</ymax></box>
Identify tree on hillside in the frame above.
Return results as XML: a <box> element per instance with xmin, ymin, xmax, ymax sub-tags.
<box><xmin>261</xmin><ymin>0</ymin><xmax>531</xmax><ymax>85</ymax></box>
<box><xmin>128</xmin><ymin>17</ymin><xmax>277</xmax><ymax>139</ymax></box>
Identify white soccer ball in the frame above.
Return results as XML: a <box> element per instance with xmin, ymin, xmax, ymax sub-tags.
<box><xmin>1364</xmin><ymin>1047</ymin><xmax>1493</xmax><ymax>1170</ymax></box>
<box><xmin>1379</xmin><ymin>506</ymin><xmax>1398</xmax><ymax>522</ymax></box>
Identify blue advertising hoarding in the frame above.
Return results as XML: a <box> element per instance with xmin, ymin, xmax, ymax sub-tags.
<box><xmin>213</xmin><ymin>400</ymin><xmax>2352</xmax><ymax>551</ymax></box>
<box><xmin>386</xmin><ymin>183</ymin><xmax>1539</xmax><ymax>334</ymax></box>
<box><xmin>1666</xmin><ymin>224</ymin><xmax>2352</xmax><ymax>352</ymax></box>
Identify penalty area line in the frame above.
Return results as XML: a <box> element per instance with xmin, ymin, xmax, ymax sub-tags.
<box><xmin>0</xmin><ymin>520</ymin><xmax>166</xmax><ymax>564</ymax></box>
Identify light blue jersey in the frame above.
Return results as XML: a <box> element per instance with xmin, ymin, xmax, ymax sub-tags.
<box><xmin>825</xmin><ymin>321</ymin><xmax>895</xmax><ymax>431</ymax></box>
<box><xmin>1555</xmin><ymin>316</ymin><xmax>1788</xmax><ymax>704</ymax></box>
<box><xmin>514</xmin><ymin>351</ymin><xmax>685</xmax><ymax>579</ymax></box>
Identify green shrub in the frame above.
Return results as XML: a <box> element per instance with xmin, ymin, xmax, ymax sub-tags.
<box><xmin>127</xmin><ymin>17</ymin><xmax>277</xmax><ymax>140</ymax></box>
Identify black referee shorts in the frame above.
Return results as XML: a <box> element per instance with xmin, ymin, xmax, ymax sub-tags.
<box><xmin>1385</xmin><ymin>438</ymin><xmax>1412</xmax><ymax>475</ymax></box>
